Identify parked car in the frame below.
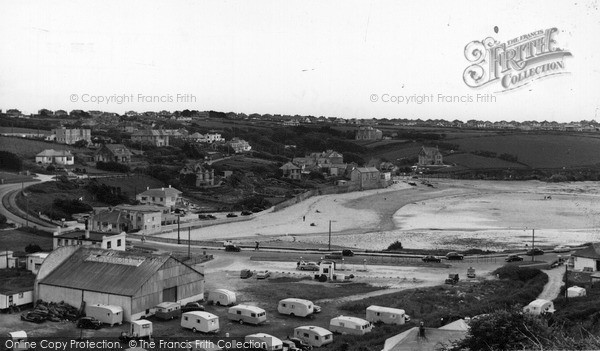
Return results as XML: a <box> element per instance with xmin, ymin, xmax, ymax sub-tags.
<box><xmin>198</xmin><ymin>214</ymin><xmax>217</xmax><ymax>220</ymax></box>
<box><xmin>241</xmin><ymin>210</ymin><xmax>252</xmax><ymax>216</ymax></box>
<box><xmin>525</xmin><ymin>248</ymin><xmax>545</xmax><ymax>256</ymax></box>
<box><xmin>505</xmin><ymin>254</ymin><xmax>524</xmax><ymax>262</ymax></box>
<box><xmin>226</xmin><ymin>213</ymin><xmax>238</xmax><ymax>218</ymax></box>
<box><xmin>422</xmin><ymin>255</ymin><xmax>441</xmax><ymax>263</ymax></box>
<box><xmin>256</xmin><ymin>270</ymin><xmax>271</xmax><ymax>279</ymax></box>
<box><xmin>225</xmin><ymin>244</ymin><xmax>241</xmax><ymax>252</ymax></box>
<box><xmin>445</xmin><ymin>273</ymin><xmax>459</xmax><ymax>285</ymax></box>
<box><xmin>446</xmin><ymin>252</ymin><xmax>464</xmax><ymax>260</ymax></box>
<box><xmin>240</xmin><ymin>269</ymin><xmax>253</xmax><ymax>279</ymax></box>
<box><xmin>342</xmin><ymin>249</ymin><xmax>354</xmax><ymax>257</ymax></box>
<box><xmin>297</xmin><ymin>261</ymin><xmax>320</xmax><ymax>271</ymax></box>
<box><xmin>553</xmin><ymin>245</ymin><xmax>571</xmax><ymax>253</ymax></box>
<box><xmin>181</xmin><ymin>302</ymin><xmax>205</xmax><ymax>313</ymax></box>
<box><xmin>20</xmin><ymin>312</ymin><xmax>45</xmax><ymax>324</ymax></box>
<box><xmin>288</xmin><ymin>337</ymin><xmax>313</xmax><ymax>351</ymax></box>
<box><xmin>324</xmin><ymin>252</ymin><xmax>342</xmax><ymax>259</ymax></box>
<box><xmin>77</xmin><ymin>317</ymin><xmax>103</xmax><ymax>329</ymax></box>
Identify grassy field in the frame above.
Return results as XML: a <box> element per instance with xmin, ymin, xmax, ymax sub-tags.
<box><xmin>444</xmin><ymin>153</ymin><xmax>527</xmax><ymax>169</ymax></box>
<box><xmin>0</xmin><ymin>136</ymin><xmax>90</xmax><ymax>158</ymax></box>
<box><xmin>0</xmin><ymin>229</ymin><xmax>53</xmax><ymax>252</ymax></box>
<box><xmin>448</xmin><ymin>133</ymin><xmax>600</xmax><ymax>169</ymax></box>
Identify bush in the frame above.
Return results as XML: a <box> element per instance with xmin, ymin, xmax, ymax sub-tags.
<box><xmin>96</xmin><ymin>161</ymin><xmax>130</xmax><ymax>173</ymax></box>
<box><xmin>0</xmin><ymin>151</ymin><xmax>22</xmax><ymax>171</ymax></box>
<box><xmin>386</xmin><ymin>240</ymin><xmax>403</xmax><ymax>251</ymax></box>
<box><xmin>0</xmin><ymin>213</ymin><xmax>6</xmax><ymax>225</ymax></box>
<box><xmin>25</xmin><ymin>243</ymin><xmax>42</xmax><ymax>253</ymax></box>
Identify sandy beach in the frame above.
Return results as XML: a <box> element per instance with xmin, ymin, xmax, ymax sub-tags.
<box><xmin>156</xmin><ymin>179</ymin><xmax>600</xmax><ymax>251</ymax></box>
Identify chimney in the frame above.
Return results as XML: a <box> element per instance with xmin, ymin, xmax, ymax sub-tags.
<box><xmin>85</xmin><ymin>230</ymin><xmax>90</xmax><ymax>239</ymax></box>
<box><xmin>161</xmin><ymin>187</ymin><xmax>164</xmax><ymax>191</ymax></box>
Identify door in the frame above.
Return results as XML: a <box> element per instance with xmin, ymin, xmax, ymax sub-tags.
<box><xmin>163</xmin><ymin>286</ymin><xmax>177</xmax><ymax>302</ymax></box>
<box><xmin>596</xmin><ymin>260</ymin><xmax>600</xmax><ymax>271</ymax></box>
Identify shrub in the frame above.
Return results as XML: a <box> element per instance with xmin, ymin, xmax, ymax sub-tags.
<box><xmin>0</xmin><ymin>151</ymin><xmax>22</xmax><ymax>171</ymax></box>
<box><xmin>0</xmin><ymin>213</ymin><xmax>6</xmax><ymax>225</ymax></box>
<box><xmin>386</xmin><ymin>240</ymin><xmax>403</xmax><ymax>251</ymax></box>
<box><xmin>25</xmin><ymin>243</ymin><xmax>42</xmax><ymax>253</ymax></box>
<box><xmin>96</xmin><ymin>161</ymin><xmax>130</xmax><ymax>173</ymax></box>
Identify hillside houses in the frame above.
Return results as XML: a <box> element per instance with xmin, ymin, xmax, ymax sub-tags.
<box><xmin>136</xmin><ymin>186</ymin><xmax>183</xmax><ymax>209</ymax></box>
<box><xmin>293</xmin><ymin>150</ymin><xmax>346</xmax><ymax>176</ymax></box>
<box><xmin>280</xmin><ymin>162</ymin><xmax>301</xmax><ymax>180</ymax></box>
<box><xmin>228</xmin><ymin>137</ymin><xmax>252</xmax><ymax>153</ymax></box>
<box><xmin>49</xmin><ymin>127</ymin><xmax>91</xmax><ymax>145</ymax></box>
<box><xmin>180</xmin><ymin>163</ymin><xmax>216</xmax><ymax>187</ymax></box>
<box><xmin>418</xmin><ymin>146</ymin><xmax>443</xmax><ymax>166</ymax></box>
<box><xmin>355</xmin><ymin>126</ymin><xmax>382</xmax><ymax>140</ymax></box>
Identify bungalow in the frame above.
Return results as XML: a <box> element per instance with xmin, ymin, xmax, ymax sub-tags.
<box><xmin>94</xmin><ymin>144</ymin><xmax>133</xmax><ymax>163</ymax></box>
<box><xmin>136</xmin><ymin>186</ymin><xmax>183</xmax><ymax>209</ymax></box>
<box><xmin>350</xmin><ymin>167</ymin><xmax>381</xmax><ymax>190</ymax></box>
<box><xmin>35</xmin><ymin>149</ymin><xmax>75</xmax><ymax>165</ymax></box>
<box><xmin>572</xmin><ymin>243</ymin><xmax>600</xmax><ymax>272</ymax></box>
<box><xmin>88</xmin><ymin>209</ymin><xmax>131</xmax><ymax>233</ymax></box>
<box><xmin>280</xmin><ymin>162</ymin><xmax>301</xmax><ymax>180</ymax></box>
<box><xmin>26</xmin><ymin>252</ymin><xmax>49</xmax><ymax>274</ymax></box>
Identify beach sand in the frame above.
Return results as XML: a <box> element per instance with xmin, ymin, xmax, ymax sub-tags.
<box><xmin>157</xmin><ymin>179</ymin><xmax>600</xmax><ymax>251</ymax></box>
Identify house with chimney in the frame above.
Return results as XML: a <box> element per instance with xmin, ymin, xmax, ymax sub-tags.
<box><xmin>350</xmin><ymin>167</ymin><xmax>381</xmax><ymax>190</ymax></box>
<box><xmin>50</xmin><ymin>127</ymin><xmax>91</xmax><ymax>145</ymax></box>
<box><xmin>94</xmin><ymin>144</ymin><xmax>133</xmax><ymax>163</ymax></box>
<box><xmin>35</xmin><ymin>149</ymin><xmax>75</xmax><ymax>165</ymax></box>
<box><xmin>279</xmin><ymin>162</ymin><xmax>302</xmax><ymax>180</ymax></box>
<box><xmin>131</xmin><ymin>129</ymin><xmax>170</xmax><ymax>147</ymax></box>
<box><xmin>292</xmin><ymin>150</ymin><xmax>346</xmax><ymax>176</ymax></box>
<box><xmin>180</xmin><ymin>163</ymin><xmax>215</xmax><ymax>187</ymax></box>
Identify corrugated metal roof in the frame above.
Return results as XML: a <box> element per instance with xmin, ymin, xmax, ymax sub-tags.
<box><xmin>39</xmin><ymin>247</ymin><xmax>172</xmax><ymax>296</ymax></box>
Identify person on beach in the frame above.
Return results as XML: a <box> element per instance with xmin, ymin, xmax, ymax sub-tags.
<box><xmin>255</xmin><ymin>241</ymin><xmax>259</xmax><ymax>250</ymax></box>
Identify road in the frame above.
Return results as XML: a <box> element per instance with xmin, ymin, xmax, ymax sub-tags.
<box><xmin>0</xmin><ymin>175</ymin><xmax>58</xmax><ymax>232</ymax></box>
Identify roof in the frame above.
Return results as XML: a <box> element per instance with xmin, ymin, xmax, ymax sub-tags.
<box><xmin>230</xmin><ymin>304</ymin><xmax>265</xmax><ymax>313</ymax></box>
<box><xmin>330</xmin><ymin>315</ymin><xmax>369</xmax><ymax>324</ymax></box>
<box><xmin>183</xmin><ymin>311</ymin><xmax>218</xmax><ymax>319</ymax></box>
<box><xmin>138</xmin><ymin>187</ymin><xmax>182</xmax><ymax>198</ymax></box>
<box><xmin>526</xmin><ymin>299</ymin><xmax>553</xmax><ymax>308</ymax></box>
<box><xmin>88</xmin><ymin>304</ymin><xmax>123</xmax><ymax>313</ymax></box>
<box><xmin>420</xmin><ymin>146</ymin><xmax>441</xmax><ymax>156</ymax></box>
<box><xmin>8</xmin><ymin>331</ymin><xmax>27</xmax><ymax>339</ymax></box>
<box><xmin>353</xmin><ymin>167</ymin><xmax>380</xmax><ymax>173</ymax></box>
<box><xmin>92</xmin><ymin>209</ymin><xmax>131</xmax><ymax>224</ymax></box>
<box><xmin>156</xmin><ymin>302</ymin><xmax>180</xmax><ymax>309</ymax></box>
<box><xmin>280</xmin><ymin>298</ymin><xmax>312</xmax><ymax>304</ymax></box>
<box><xmin>26</xmin><ymin>252</ymin><xmax>49</xmax><ymax>259</ymax></box>
<box><xmin>132</xmin><ymin>319</ymin><xmax>152</xmax><ymax>326</ymax></box>
<box><xmin>367</xmin><ymin>305</ymin><xmax>405</xmax><ymax>314</ymax></box>
<box><xmin>383</xmin><ymin>327</ymin><xmax>467</xmax><ymax>351</ymax></box>
<box><xmin>55</xmin><ymin>230</ymin><xmax>123</xmax><ymax>242</ymax></box>
<box><xmin>439</xmin><ymin>319</ymin><xmax>470</xmax><ymax>331</ymax></box>
<box><xmin>280</xmin><ymin>162</ymin><xmax>301</xmax><ymax>171</ymax></box>
<box><xmin>213</xmin><ymin>288</ymin><xmax>234</xmax><ymax>295</ymax></box>
<box><xmin>98</xmin><ymin>144</ymin><xmax>132</xmax><ymax>157</ymax></box>
<box><xmin>294</xmin><ymin>326</ymin><xmax>332</xmax><ymax>335</ymax></box>
<box><xmin>39</xmin><ymin>247</ymin><xmax>174</xmax><ymax>296</ymax></box>
<box><xmin>572</xmin><ymin>243</ymin><xmax>600</xmax><ymax>259</ymax></box>
<box><xmin>36</xmin><ymin>149</ymin><xmax>73</xmax><ymax>157</ymax></box>
<box><xmin>115</xmin><ymin>204</ymin><xmax>166</xmax><ymax>213</ymax></box>
<box><xmin>0</xmin><ymin>270</ymin><xmax>35</xmax><ymax>295</ymax></box>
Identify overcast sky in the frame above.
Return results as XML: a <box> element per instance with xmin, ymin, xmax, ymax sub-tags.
<box><xmin>1</xmin><ymin>0</ymin><xmax>599</xmax><ymax>122</ymax></box>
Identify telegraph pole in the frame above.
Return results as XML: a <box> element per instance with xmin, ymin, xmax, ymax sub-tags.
<box><xmin>328</xmin><ymin>220</ymin><xmax>331</xmax><ymax>251</ymax></box>
<box><xmin>177</xmin><ymin>215</ymin><xmax>181</xmax><ymax>244</ymax></box>
<box><xmin>531</xmin><ymin>229</ymin><xmax>535</xmax><ymax>262</ymax></box>
<box><xmin>188</xmin><ymin>227</ymin><xmax>191</xmax><ymax>259</ymax></box>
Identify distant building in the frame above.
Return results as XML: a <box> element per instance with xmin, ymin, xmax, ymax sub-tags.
<box><xmin>36</xmin><ymin>246</ymin><xmax>205</xmax><ymax>321</ymax></box>
<box><xmin>350</xmin><ymin>167</ymin><xmax>381</xmax><ymax>190</ymax></box>
<box><xmin>293</xmin><ymin>150</ymin><xmax>346</xmax><ymax>176</ymax></box>
<box><xmin>355</xmin><ymin>126</ymin><xmax>382</xmax><ymax>140</ymax></box>
<box><xmin>136</xmin><ymin>186</ymin><xmax>183</xmax><ymax>209</ymax></box>
<box><xmin>0</xmin><ymin>251</ymin><xmax>18</xmax><ymax>269</ymax></box>
<box><xmin>227</xmin><ymin>138</ymin><xmax>252</xmax><ymax>153</ymax></box>
<box><xmin>115</xmin><ymin>204</ymin><xmax>174</xmax><ymax>234</ymax></box>
<box><xmin>180</xmin><ymin>163</ymin><xmax>215</xmax><ymax>187</ymax></box>
<box><xmin>189</xmin><ymin>132</ymin><xmax>224</xmax><ymax>143</ymax></box>
<box><xmin>26</xmin><ymin>252</ymin><xmax>49</xmax><ymax>274</ymax></box>
<box><xmin>53</xmin><ymin>229</ymin><xmax>127</xmax><ymax>251</ymax></box>
<box><xmin>35</xmin><ymin>149</ymin><xmax>75</xmax><ymax>165</ymax></box>
<box><xmin>572</xmin><ymin>243</ymin><xmax>600</xmax><ymax>272</ymax></box>
<box><xmin>94</xmin><ymin>144</ymin><xmax>133</xmax><ymax>163</ymax></box>
<box><xmin>88</xmin><ymin>209</ymin><xmax>131</xmax><ymax>234</ymax></box>
<box><xmin>132</xmin><ymin>129</ymin><xmax>170</xmax><ymax>147</ymax></box>
<box><xmin>51</xmin><ymin>127</ymin><xmax>91</xmax><ymax>145</ymax></box>
<box><xmin>418</xmin><ymin>146</ymin><xmax>443</xmax><ymax>166</ymax></box>
<box><xmin>280</xmin><ymin>162</ymin><xmax>301</xmax><ymax>180</ymax></box>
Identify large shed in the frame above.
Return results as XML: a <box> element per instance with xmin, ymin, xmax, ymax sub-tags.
<box><xmin>36</xmin><ymin>247</ymin><xmax>204</xmax><ymax>321</ymax></box>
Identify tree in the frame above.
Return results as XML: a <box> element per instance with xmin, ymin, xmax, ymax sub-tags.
<box><xmin>0</xmin><ymin>151</ymin><xmax>23</xmax><ymax>171</ymax></box>
<box><xmin>73</xmin><ymin>139</ymin><xmax>89</xmax><ymax>148</ymax></box>
<box><xmin>25</xmin><ymin>243</ymin><xmax>42</xmax><ymax>253</ymax></box>
<box><xmin>454</xmin><ymin>307</ymin><xmax>550</xmax><ymax>350</ymax></box>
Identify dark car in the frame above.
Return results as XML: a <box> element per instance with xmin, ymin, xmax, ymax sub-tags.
<box><xmin>525</xmin><ymin>248</ymin><xmax>545</xmax><ymax>256</ymax></box>
<box><xmin>288</xmin><ymin>337</ymin><xmax>313</xmax><ymax>351</ymax></box>
<box><xmin>422</xmin><ymin>255</ymin><xmax>441</xmax><ymax>263</ymax></box>
<box><xmin>446</xmin><ymin>252</ymin><xmax>464</xmax><ymax>260</ymax></box>
<box><xmin>505</xmin><ymin>254</ymin><xmax>524</xmax><ymax>262</ymax></box>
<box><xmin>181</xmin><ymin>302</ymin><xmax>205</xmax><ymax>313</ymax></box>
<box><xmin>324</xmin><ymin>252</ymin><xmax>342</xmax><ymax>260</ymax></box>
<box><xmin>342</xmin><ymin>249</ymin><xmax>354</xmax><ymax>257</ymax></box>
<box><xmin>77</xmin><ymin>317</ymin><xmax>103</xmax><ymax>329</ymax></box>
<box><xmin>226</xmin><ymin>213</ymin><xmax>238</xmax><ymax>218</ymax></box>
<box><xmin>225</xmin><ymin>244</ymin><xmax>241</xmax><ymax>252</ymax></box>
<box><xmin>241</xmin><ymin>210</ymin><xmax>252</xmax><ymax>216</ymax></box>
<box><xmin>21</xmin><ymin>312</ymin><xmax>45</xmax><ymax>324</ymax></box>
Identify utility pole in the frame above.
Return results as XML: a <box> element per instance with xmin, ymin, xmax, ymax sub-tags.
<box><xmin>188</xmin><ymin>227</ymin><xmax>191</xmax><ymax>259</ymax></box>
<box><xmin>177</xmin><ymin>215</ymin><xmax>181</xmax><ymax>244</ymax></box>
<box><xmin>531</xmin><ymin>229</ymin><xmax>535</xmax><ymax>262</ymax></box>
<box><xmin>328</xmin><ymin>220</ymin><xmax>331</xmax><ymax>251</ymax></box>
<box><xmin>564</xmin><ymin>263</ymin><xmax>569</xmax><ymax>303</ymax></box>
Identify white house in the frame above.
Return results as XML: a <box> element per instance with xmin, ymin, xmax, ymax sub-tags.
<box><xmin>35</xmin><ymin>149</ymin><xmax>75</xmax><ymax>165</ymax></box>
<box><xmin>571</xmin><ymin>243</ymin><xmax>600</xmax><ymax>272</ymax></box>
<box><xmin>136</xmin><ymin>186</ymin><xmax>183</xmax><ymax>209</ymax></box>
<box><xmin>26</xmin><ymin>252</ymin><xmax>49</xmax><ymax>274</ymax></box>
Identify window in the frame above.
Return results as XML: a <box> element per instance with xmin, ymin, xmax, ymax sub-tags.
<box><xmin>107</xmin><ymin>242</ymin><xmax>112</xmax><ymax>249</ymax></box>
<box><xmin>117</xmin><ymin>239</ymin><xmax>122</xmax><ymax>247</ymax></box>
<box><xmin>142</xmin><ymin>324</ymin><xmax>150</xmax><ymax>329</ymax></box>
<box><xmin>303</xmin><ymin>333</ymin><xmax>309</xmax><ymax>338</ymax></box>
<box><xmin>281</xmin><ymin>303</ymin><xmax>286</xmax><ymax>307</ymax></box>
<box><xmin>58</xmin><ymin>239</ymin><xmax>63</xmax><ymax>246</ymax></box>
<box><xmin>236</xmin><ymin>311</ymin><xmax>241</xmax><ymax>315</ymax></box>
<box><xmin>339</xmin><ymin>322</ymin><xmax>345</xmax><ymax>327</ymax></box>
<box><xmin>19</xmin><ymin>292</ymin><xmax>24</xmax><ymax>298</ymax></box>
<box><xmin>160</xmin><ymin>197</ymin><xmax>163</xmax><ymax>202</ymax></box>
<box><xmin>315</xmin><ymin>336</ymin><xmax>319</xmax><ymax>340</ymax></box>
<box><xmin>251</xmin><ymin>313</ymin><xmax>256</xmax><ymax>317</ymax></box>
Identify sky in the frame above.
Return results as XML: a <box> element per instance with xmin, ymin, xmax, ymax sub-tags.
<box><xmin>0</xmin><ymin>0</ymin><xmax>599</xmax><ymax>122</ymax></box>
